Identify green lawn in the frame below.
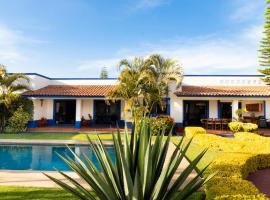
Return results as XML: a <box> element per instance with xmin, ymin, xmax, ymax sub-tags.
<box><xmin>0</xmin><ymin>186</ymin><xmax>204</xmax><ymax>200</ymax></box>
<box><xmin>0</xmin><ymin>133</ymin><xmax>114</xmax><ymax>141</ymax></box>
<box><xmin>0</xmin><ymin>186</ymin><xmax>78</xmax><ymax>200</ymax></box>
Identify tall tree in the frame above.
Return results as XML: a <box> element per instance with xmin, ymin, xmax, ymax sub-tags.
<box><xmin>100</xmin><ymin>67</ymin><xmax>109</xmax><ymax>78</ymax></box>
<box><xmin>258</xmin><ymin>0</ymin><xmax>270</xmax><ymax>82</ymax></box>
<box><xmin>108</xmin><ymin>55</ymin><xmax>183</xmax><ymax>119</ymax></box>
<box><xmin>146</xmin><ymin>54</ymin><xmax>183</xmax><ymax>112</ymax></box>
<box><xmin>0</xmin><ymin>65</ymin><xmax>30</xmax><ymax>132</ymax></box>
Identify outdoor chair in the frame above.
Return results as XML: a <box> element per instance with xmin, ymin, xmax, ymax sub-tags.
<box><xmin>200</xmin><ymin>119</ymin><xmax>207</xmax><ymax>128</ymax></box>
<box><xmin>206</xmin><ymin>118</ymin><xmax>215</xmax><ymax>130</ymax></box>
<box><xmin>214</xmin><ymin>118</ymin><xmax>222</xmax><ymax>130</ymax></box>
<box><xmin>221</xmin><ymin>118</ymin><xmax>229</xmax><ymax>130</ymax></box>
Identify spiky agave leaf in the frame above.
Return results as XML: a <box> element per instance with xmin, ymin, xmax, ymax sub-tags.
<box><xmin>46</xmin><ymin>117</ymin><xmax>213</xmax><ymax>200</ymax></box>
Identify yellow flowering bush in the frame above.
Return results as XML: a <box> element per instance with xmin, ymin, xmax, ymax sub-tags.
<box><xmin>189</xmin><ymin>128</ymin><xmax>270</xmax><ymax>199</ymax></box>
<box><xmin>184</xmin><ymin>127</ymin><xmax>206</xmax><ymax>138</ymax></box>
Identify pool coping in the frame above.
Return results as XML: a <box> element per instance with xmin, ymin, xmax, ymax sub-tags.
<box><xmin>0</xmin><ymin>139</ymin><xmax>114</xmax><ymax>145</ymax></box>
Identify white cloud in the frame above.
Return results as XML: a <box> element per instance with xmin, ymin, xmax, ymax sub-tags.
<box><xmin>230</xmin><ymin>0</ymin><xmax>265</xmax><ymax>22</ymax></box>
<box><xmin>0</xmin><ymin>24</ymin><xmax>46</xmax><ymax>66</ymax></box>
<box><xmin>77</xmin><ymin>25</ymin><xmax>263</xmax><ymax>76</ymax></box>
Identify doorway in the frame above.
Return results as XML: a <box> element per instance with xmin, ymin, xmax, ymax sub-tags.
<box><xmin>184</xmin><ymin>101</ymin><xmax>209</xmax><ymax>126</ymax></box>
<box><xmin>219</xmin><ymin>102</ymin><xmax>232</xmax><ymax>119</ymax></box>
<box><xmin>94</xmin><ymin>100</ymin><xmax>121</xmax><ymax>126</ymax></box>
<box><xmin>54</xmin><ymin>100</ymin><xmax>76</xmax><ymax>125</ymax></box>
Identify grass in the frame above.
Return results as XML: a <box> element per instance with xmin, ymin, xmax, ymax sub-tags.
<box><xmin>0</xmin><ymin>186</ymin><xmax>204</xmax><ymax>200</ymax></box>
<box><xmin>0</xmin><ymin>186</ymin><xmax>78</xmax><ymax>200</ymax></box>
<box><xmin>0</xmin><ymin>133</ymin><xmax>114</xmax><ymax>141</ymax></box>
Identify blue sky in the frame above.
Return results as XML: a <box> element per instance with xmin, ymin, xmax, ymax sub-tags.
<box><xmin>0</xmin><ymin>0</ymin><xmax>266</xmax><ymax>77</ymax></box>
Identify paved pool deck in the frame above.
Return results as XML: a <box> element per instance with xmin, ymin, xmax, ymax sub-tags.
<box><xmin>0</xmin><ymin>141</ymin><xmax>198</xmax><ymax>189</ymax></box>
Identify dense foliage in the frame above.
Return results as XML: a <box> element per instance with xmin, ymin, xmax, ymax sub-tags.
<box><xmin>258</xmin><ymin>0</ymin><xmax>270</xmax><ymax>82</ymax></box>
<box><xmin>184</xmin><ymin>127</ymin><xmax>270</xmax><ymax>199</ymax></box>
<box><xmin>184</xmin><ymin>127</ymin><xmax>207</xmax><ymax>138</ymax></box>
<box><xmin>46</xmin><ymin>118</ymin><xmax>211</xmax><ymax>200</ymax></box>
<box><xmin>0</xmin><ymin>65</ymin><xmax>31</xmax><ymax>133</ymax></box>
<box><xmin>4</xmin><ymin>106</ymin><xmax>31</xmax><ymax>133</ymax></box>
<box><xmin>108</xmin><ymin>54</ymin><xmax>183</xmax><ymax>119</ymax></box>
<box><xmin>228</xmin><ymin>122</ymin><xmax>258</xmax><ymax>133</ymax></box>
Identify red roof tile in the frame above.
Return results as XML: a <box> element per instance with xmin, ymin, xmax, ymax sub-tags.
<box><xmin>23</xmin><ymin>85</ymin><xmax>115</xmax><ymax>97</ymax></box>
<box><xmin>175</xmin><ymin>85</ymin><xmax>270</xmax><ymax>97</ymax></box>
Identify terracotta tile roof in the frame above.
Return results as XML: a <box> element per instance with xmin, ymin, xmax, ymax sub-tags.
<box><xmin>175</xmin><ymin>85</ymin><xmax>270</xmax><ymax>97</ymax></box>
<box><xmin>22</xmin><ymin>85</ymin><xmax>115</xmax><ymax>97</ymax></box>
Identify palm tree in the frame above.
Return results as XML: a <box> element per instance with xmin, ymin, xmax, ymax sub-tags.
<box><xmin>146</xmin><ymin>54</ymin><xmax>183</xmax><ymax>113</ymax></box>
<box><xmin>108</xmin><ymin>57</ymin><xmax>154</xmax><ymax>119</ymax></box>
<box><xmin>0</xmin><ymin>65</ymin><xmax>30</xmax><ymax>132</ymax></box>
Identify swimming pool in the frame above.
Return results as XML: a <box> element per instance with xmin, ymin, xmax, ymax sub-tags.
<box><xmin>0</xmin><ymin>144</ymin><xmax>115</xmax><ymax>171</ymax></box>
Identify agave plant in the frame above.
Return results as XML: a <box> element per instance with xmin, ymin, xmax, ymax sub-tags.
<box><xmin>45</xmin><ymin>118</ymin><xmax>212</xmax><ymax>200</ymax></box>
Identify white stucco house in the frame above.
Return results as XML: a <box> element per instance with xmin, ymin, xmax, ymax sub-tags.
<box><xmin>22</xmin><ymin>73</ymin><xmax>270</xmax><ymax>129</ymax></box>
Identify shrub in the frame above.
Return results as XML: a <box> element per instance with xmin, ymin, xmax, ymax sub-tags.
<box><xmin>184</xmin><ymin>127</ymin><xmax>207</xmax><ymax>138</ymax></box>
<box><xmin>136</xmin><ymin>115</ymin><xmax>174</xmax><ymax>135</ymax></box>
<box><xmin>4</xmin><ymin>106</ymin><xmax>31</xmax><ymax>133</ymax></box>
<box><xmin>151</xmin><ymin>115</ymin><xmax>174</xmax><ymax>135</ymax></box>
<box><xmin>205</xmin><ymin>153</ymin><xmax>270</xmax><ymax>199</ymax></box>
<box><xmin>228</xmin><ymin>122</ymin><xmax>258</xmax><ymax>133</ymax></box>
<box><xmin>242</xmin><ymin>123</ymin><xmax>258</xmax><ymax>132</ymax></box>
<box><xmin>228</xmin><ymin>122</ymin><xmax>243</xmax><ymax>133</ymax></box>
<box><xmin>191</xmin><ymin>133</ymin><xmax>270</xmax><ymax>199</ymax></box>
<box><xmin>46</xmin><ymin>117</ymin><xmax>212</xmax><ymax>200</ymax></box>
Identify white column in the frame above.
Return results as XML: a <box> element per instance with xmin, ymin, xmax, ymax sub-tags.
<box><xmin>232</xmin><ymin>100</ymin><xmax>239</xmax><ymax>120</ymax></box>
<box><xmin>265</xmin><ymin>100</ymin><xmax>270</xmax><ymax>120</ymax></box>
<box><xmin>170</xmin><ymin>97</ymin><xmax>183</xmax><ymax>126</ymax></box>
<box><xmin>209</xmin><ymin>100</ymin><xmax>218</xmax><ymax>118</ymax></box>
<box><xmin>75</xmin><ymin>99</ymin><xmax>82</xmax><ymax>128</ymax></box>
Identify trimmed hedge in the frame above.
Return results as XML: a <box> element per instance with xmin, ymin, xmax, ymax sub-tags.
<box><xmin>228</xmin><ymin>122</ymin><xmax>258</xmax><ymax>133</ymax></box>
<box><xmin>187</xmin><ymin>127</ymin><xmax>270</xmax><ymax>199</ymax></box>
<box><xmin>184</xmin><ymin>127</ymin><xmax>206</xmax><ymax>138</ymax></box>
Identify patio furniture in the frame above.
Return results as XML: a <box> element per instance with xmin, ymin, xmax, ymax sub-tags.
<box><xmin>214</xmin><ymin>118</ymin><xmax>222</xmax><ymax>130</ymax></box>
<box><xmin>206</xmin><ymin>118</ymin><xmax>215</xmax><ymax>130</ymax></box>
<box><xmin>221</xmin><ymin>118</ymin><xmax>230</xmax><ymax>130</ymax></box>
<box><xmin>200</xmin><ymin>119</ymin><xmax>207</xmax><ymax>128</ymax></box>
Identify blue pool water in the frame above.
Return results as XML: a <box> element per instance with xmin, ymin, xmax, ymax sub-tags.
<box><xmin>0</xmin><ymin>144</ymin><xmax>115</xmax><ymax>171</ymax></box>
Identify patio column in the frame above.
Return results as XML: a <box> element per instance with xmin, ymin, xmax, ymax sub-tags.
<box><xmin>265</xmin><ymin>100</ymin><xmax>270</xmax><ymax>120</ymax></box>
<box><xmin>75</xmin><ymin>99</ymin><xmax>82</xmax><ymax>128</ymax></box>
<box><xmin>232</xmin><ymin>100</ymin><xmax>239</xmax><ymax>120</ymax></box>
<box><xmin>170</xmin><ymin>97</ymin><xmax>183</xmax><ymax>126</ymax></box>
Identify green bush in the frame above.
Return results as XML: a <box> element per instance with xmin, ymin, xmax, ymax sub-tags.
<box><xmin>228</xmin><ymin>122</ymin><xmax>243</xmax><ymax>133</ymax></box>
<box><xmin>191</xmin><ymin>132</ymin><xmax>270</xmax><ymax>199</ymax></box>
<box><xmin>242</xmin><ymin>123</ymin><xmax>258</xmax><ymax>132</ymax></box>
<box><xmin>184</xmin><ymin>127</ymin><xmax>206</xmax><ymax>138</ymax></box>
<box><xmin>136</xmin><ymin>115</ymin><xmax>174</xmax><ymax>135</ymax></box>
<box><xmin>4</xmin><ymin>106</ymin><xmax>31</xmax><ymax>133</ymax></box>
<box><xmin>235</xmin><ymin>132</ymin><xmax>270</xmax><ymax>143</ymax></box>
<box><xmin>228</xmin><ymin>122</ymin><xmax>258</xmax><ymax>133</ymax></box>
<box><xmin>151</xmin><ymin>115</ymin><xmax>174</xmax><ymax>135</ymax></box>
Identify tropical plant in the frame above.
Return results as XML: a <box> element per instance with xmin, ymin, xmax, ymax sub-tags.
<box><xmin>258</xmin><ymin>0</ymin><xmax>270</xmax><ymax>83</ymax></box>
<box><xmin>108</xmin><ymin>55</ymin><xmax>183</xmax><ymax>119</ymax></box>
<box><xmin>108</xmin><ymin>57</ymin><xmax>152</xmax><ymax>118</ymax></box>
<box><xmin>146</xmin><ymin>54</ymin><xmax>183</xmax><ymax>112</ymax></box>
<box><xmin>4</xmin><ymin>105</ymin><xmax>31</xmax><ymax>133</ymax></box>
<box><xmin>0</xmin><ymin>65</ymin><xmax>30</xmax><ymax>132</ymax></box>
<box><xmin>45</xmin><ymin>118</ymin><xmax>212</xmax><ymax>200</ymax></box>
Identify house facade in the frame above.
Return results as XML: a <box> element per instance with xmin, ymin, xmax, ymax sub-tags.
<box><xmin>22</xmin><ymin>73</ymin><xmax>270</xmax><ymax>129</ymax></box>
